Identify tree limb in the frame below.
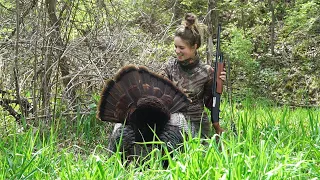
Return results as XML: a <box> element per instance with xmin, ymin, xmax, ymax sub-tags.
<box><xmin>9</xmin><ymin>0</ymin><xmax>38</xmax><ymax>39</ymax></box>
<box><xmin>0</xmin><ymin>99</ymin><xmax>21</xmax><ymax>121</ymax></box>
<box><xmin>45</xmin><ymin>0</ymin><xmax>75</xmax><ymax>99</ymax></box>
<box><xmin>0</xmin><ymin>2</ymin><xmax>13</xmax><ymax>11</ymax></box>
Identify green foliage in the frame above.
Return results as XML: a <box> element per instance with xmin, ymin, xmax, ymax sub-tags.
<box><xmin>0</xmin><ymin>0</ymin><xmax>13</xmax><ymax>9</ymax></box>
<box><xmin>1</xmin><ymin>101</ymin><xmax>319</xmax><ymax>179</ymax></box>
<box><xmin>224</xmin><ymin>26</ymin><xmax>254</xmax><ymax>66</ymax></box>
<box><xmin>1</xmin><ymin>0</ymin><xmax>319</xmax><ymax>109</ymax></box>
<box><xmin>180</xmin><ymin>0</ymin><xmax>207</xmax><ymax>16</ymax></box>
<box><xmin>0</xmin><ymin>0</ymin><xmax>14</xmax><ymax>40</ymax></box>
<box><xmin>222</xmin><ymin>26</ymin><xmax>260</xmax><ymax>100</ymax></box>
<box><xmin>280</xmin><ymin>0</ymin><xmax>320</xmax><ymax>57</ymax></box>
<box><xmin>283</xmin><ymin>0</ymin><xmax>319</xmax><ymax>35</ymax></box>
<box><xmin>0</xmin><ymin>110</ymin><xmax>17</xmax><ymax>138</ymax></box>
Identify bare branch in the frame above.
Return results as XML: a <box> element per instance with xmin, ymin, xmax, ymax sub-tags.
<box><xmin>0</xmin><ymin>2</ymin><xmax>13</xmax><ymax>11</ymax></box>
<box><xmin>9</xmin><ymin>0</ymin><xmax>38</xmax><ymax>39</ymax></box>
<box><xmin>0</xmin><ymin>99</ymin><xmax>21</xmax><ymax>121</ymax></box>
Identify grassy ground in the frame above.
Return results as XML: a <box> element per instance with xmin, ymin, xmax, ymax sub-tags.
<box><xmin>0</xmin><ymin>101</ymin><xmax>319</xmax><ymax>179</ymax></box>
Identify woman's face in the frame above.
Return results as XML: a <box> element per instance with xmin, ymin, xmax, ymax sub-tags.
<box><xmin>174</xmin><ymin>36</ymin><xmax>197</xmax><ymax>62</ymax></box>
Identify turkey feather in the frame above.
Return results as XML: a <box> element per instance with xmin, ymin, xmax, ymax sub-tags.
<box><xmin>97</xmin><ymin>65</ymin><xmax>191</xmax><ymax>160</ymax></box>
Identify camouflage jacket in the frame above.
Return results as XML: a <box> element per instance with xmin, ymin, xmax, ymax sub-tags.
<box><xmin>160</xmin><ymin>56</ymin><xmax>214</xmax><ymax>122</ymax></box>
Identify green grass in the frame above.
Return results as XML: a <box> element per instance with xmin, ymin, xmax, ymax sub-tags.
<box><xmin>0</xmin><ymin>101</ymin><xmax>319</xmax><ymax>179</ymax></box>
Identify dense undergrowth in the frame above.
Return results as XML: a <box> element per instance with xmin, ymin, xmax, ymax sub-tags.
<box><xmin>0</xmin><ymin>100</ymin><xmax>319</xmax><ymax>179</ymax></box>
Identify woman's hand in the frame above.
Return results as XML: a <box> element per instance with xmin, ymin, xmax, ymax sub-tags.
<box><xmin>213</xmin><ymin>122</ymin><xmax>224</xmax><ymax>144</ymax></box>
<box><xmin>219</xmin><ymin>69</ymin><xmax>226</xmax><ymax>82</ymax></box>
<box><xmin>212</xmin><ymin>122</ymin><xmax>224</xmax><ymax>135</ymax></box>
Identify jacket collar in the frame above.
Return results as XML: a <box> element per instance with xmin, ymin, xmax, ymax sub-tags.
<box><xmin>177</xmin><ymin>55</ymin><xmax>200</xmax><ymax>70</ymax></box>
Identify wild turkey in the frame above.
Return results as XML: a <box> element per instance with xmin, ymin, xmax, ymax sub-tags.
<box><xmin>97</xmin><ymin>65</ymin><xmax>191</xmax><ymax>159</ymax></box>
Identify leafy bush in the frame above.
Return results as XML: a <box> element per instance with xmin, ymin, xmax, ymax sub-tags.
<box><xmin>223</xmin><ymin>26</ymin><xmax>259</xmax><ymax>100</ymax></box>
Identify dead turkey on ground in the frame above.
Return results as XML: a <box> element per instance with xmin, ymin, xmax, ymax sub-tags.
<box><xmin>97</xmin><ymin>65</ymin><xmax>191</xmax><ymax>160</ymax></box>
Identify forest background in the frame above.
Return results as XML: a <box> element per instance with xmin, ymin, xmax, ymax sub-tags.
<box><xmin>1</xmin><ymin>0</ymin><xmax>319</xmax><ymax>127</ymax></box>
<box><xmin>0</xmin><ymin>0</ymin><xmax>319</xmax><ymax>179</ymax></box>
<box><xmin>0</xmin><ymin>0</ymin><xmax>319</xmax><ymax>144</ymax></box>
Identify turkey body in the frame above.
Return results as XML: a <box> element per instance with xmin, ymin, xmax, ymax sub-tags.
<box><xmin>97</xmin><ymin>65</ymin><xmax>191</xmax><ymax>159</ymax></box>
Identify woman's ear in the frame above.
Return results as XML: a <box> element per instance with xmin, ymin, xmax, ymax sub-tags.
<box><xmin>193</xmin><ymin>44</ymin><xmax>198</xmax><ymax>50</ymax></box>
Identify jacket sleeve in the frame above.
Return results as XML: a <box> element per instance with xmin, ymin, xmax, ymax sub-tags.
<box><xmin>203</xmin><ymin>66</ymin><xmax>214</xmax><ymax>109</ymax></box>
<box><xmin>158</xmin><ymin>60</ymin><xmax>172</xmax><ymax>81</ymax></box>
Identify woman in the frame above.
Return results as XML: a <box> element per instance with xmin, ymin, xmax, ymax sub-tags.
<box><xmin>160</xmin><ymin>13</ymin><xmax>226</xmax><ymax>138</ymax></box>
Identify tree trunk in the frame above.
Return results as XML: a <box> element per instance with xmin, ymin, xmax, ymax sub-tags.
<box><xmin>241</xmin><ymin>1</ymin><xmax>246</xmax><ymax>36</ymax></box>
<box><xmin>13</xmin><ymin>0</ymin><xmax>23</xmax><ymax>121</ymax></box>
<box><xmin>269</xmin><ymin>0</ymin><xmax>275</xmax><ymax>55</ymax></box>
<box><xmin>206</xmin><ymin>0</ymin><xmax>218</xmax><ymax>65</ymax></box>
<box><xmin>45</xmin><ymin>0</ymin><xmax>75</xmax><ymax>98</ymax></box>
<box><xmin>172</xmin><ymin>0</ymin><xmax>183</xmax><ymax>25</ymax></box>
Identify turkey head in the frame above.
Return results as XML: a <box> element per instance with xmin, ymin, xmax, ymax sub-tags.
<box><xmin>97</xmin><ymin>65</ymin><xmax>191</xmax><ymax>142</ymax></box>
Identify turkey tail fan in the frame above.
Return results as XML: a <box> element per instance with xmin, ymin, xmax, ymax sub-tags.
<box><xmin>97</xmin><ymin>79</ymin><xmax>126</xmax><ymax>123</ymax></box>
<box><xmin>114</xmin><ymin>65</ymin><xmax>144</xmax><ymax>103</ymax></box>
<box><xmin>97</xmin><ymin>65</ymin><xmax>191</xmax><ymax>124</ymax></box>
<box><xmin>98</xmin><ymin>65</ymin><xmax>140</xmax><ymax>123</ymax></box>
<box><xmin>136</xmin><ymin>66</ymin><xmax>191</xmax><ymax>113</ymax></box>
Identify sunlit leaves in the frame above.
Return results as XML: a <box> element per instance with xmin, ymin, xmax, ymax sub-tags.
<box><xmin>224</xmin><ymin>26</ymin><xmax>254</xmax><ymax>65</ymax></box>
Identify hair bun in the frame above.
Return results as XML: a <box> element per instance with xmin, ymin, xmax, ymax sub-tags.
<box><xmin>176</xmin><ymin>13</ymin><xmax>206</xmax><ymax>49</ymax></box>
<box><xmin>185</xmin><ymin>13</ymin><xmax>196</xmax><ymax>27</ymax></box>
